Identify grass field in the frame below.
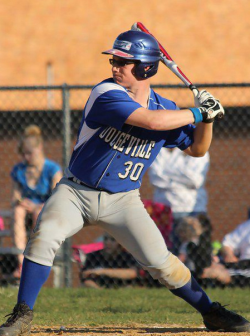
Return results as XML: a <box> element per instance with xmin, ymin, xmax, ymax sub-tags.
<box><xmin>0</xmin><ymin>287</ymin><xmax>250</xmax><ymax>335</ymax></box>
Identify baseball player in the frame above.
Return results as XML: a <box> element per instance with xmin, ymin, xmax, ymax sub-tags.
<box><xmin>1</xmin><ymin>30</ymin><xmax>250</xmax><ymax>334</ymax></box>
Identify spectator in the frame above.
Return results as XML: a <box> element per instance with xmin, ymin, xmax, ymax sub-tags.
<box><xmin>10</xmin><ymin>125</ymin><xmax>63</xmax><ymax>278</ymax></box>
<box><xmin>221</xmin><ymin>220</ymin><xmax>250</xmax><ymax>262</ymax></box>
<box><xmin>176</xmin><ymin>216</ymin><xmax>231</xmax><ymax>285</ymax></box>
<box><xmin>220</xmin><ymin>220</ymin><xmax>250</xmax><ymax>287</ymax></box>
<box><xmin>80</xmin><ymin>233</ymin><xmax>139</xmax><ymax>289</ymax></box>
<box><xmin>149</xmin><ymin>147</ymin><xmax>210</xmax><ymax>254</ymax></box>
<box><xmin>142</xmin><ymin>200</ymin><xmax>173</xmax><ymax>249</ymax></box>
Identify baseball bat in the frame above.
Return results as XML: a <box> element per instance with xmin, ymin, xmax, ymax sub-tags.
<box><xmin>131</xmin><ymin>22</ymin><xmax>198</xmax><ymax>96</ymax></box>
<box><xmin>131</xmin><ymin>22</ymin><xmax>224</xmax><ymax>120</ymax></box>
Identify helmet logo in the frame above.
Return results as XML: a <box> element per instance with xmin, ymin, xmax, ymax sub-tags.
<box><xmin>114</xmin><ymin>40</ymin><xmax>132</xmax><ymax>51</ymax></box>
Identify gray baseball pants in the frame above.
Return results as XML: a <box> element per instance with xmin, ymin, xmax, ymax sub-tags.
<box><xmin>24</xmin><ymin>177</ymin><xmax>190</xmax><ymax>289</ymax></box>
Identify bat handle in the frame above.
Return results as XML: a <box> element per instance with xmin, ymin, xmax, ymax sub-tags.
<box><xmin>189</xmin><ymin>84</ymin><xmax>199</xmax><ymax>98</ymax></box>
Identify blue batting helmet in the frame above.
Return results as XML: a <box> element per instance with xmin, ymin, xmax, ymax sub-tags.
<box><xmin>102</xmin><ymin>30</ymin><xmax>161</xmax><ymax>79</ymax></box>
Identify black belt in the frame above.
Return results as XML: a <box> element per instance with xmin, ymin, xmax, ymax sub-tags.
<box><xmin>68</xmin><ymin>177</ymin><xmax>111</xmax><ymax>193</ymax></box>
<box><xmin>68</xmin><ymin>177</ymin><xmax>97</xmax><ymax>190</ymax></box>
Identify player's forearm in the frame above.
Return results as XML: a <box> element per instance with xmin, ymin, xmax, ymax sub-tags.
<box><xmin>185</xmin><ymin>123</ymin><xmax>213</xmax><ymax>157</ymax></box>
<box><xmin>147</xmin><ymin>109</ymin><xmax>195</xmax><ymax>131</ymax></box>
<box><xmin>126</xmin><ymin>107</ymin><xmax>195</xmax><ymax>130</ymax></box>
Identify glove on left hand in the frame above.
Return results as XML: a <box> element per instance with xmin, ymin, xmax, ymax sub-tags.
<box><xmin>194</xmin><ymin>90</ymin><xmax>214</xmax><ymax>107</ymax></box>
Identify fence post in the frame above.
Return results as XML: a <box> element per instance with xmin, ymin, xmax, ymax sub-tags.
<box><xmin>62</xmin><ymin>83</ymin><xmax>72</xmax><ymax>287</ymax></box>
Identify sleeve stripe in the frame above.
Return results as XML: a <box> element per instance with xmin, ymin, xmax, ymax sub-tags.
<box><xmin>85</xmin><ymin>82</ymin><xmax>127</xmax><ymax>117</ymax></box>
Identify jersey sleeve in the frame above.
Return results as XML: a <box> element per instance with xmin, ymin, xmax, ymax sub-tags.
<box><xmin>177</xmin><ymin>125</ymin><xmax>195</xmax><ymax>150</ymax></box>
<box><xmin>86</xmin><ymin>84</ymin><xmax>142</xmax><ymax>131</ymax></box>
<box><xmin>163</xmin><ymin>123</ymin><xmax>195</xmax><ymax>150</ymax></box>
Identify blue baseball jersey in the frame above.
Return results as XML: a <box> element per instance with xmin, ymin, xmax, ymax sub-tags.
<box><xmin>68</xmin><ymin>78</ymin><xmax>195</xmax><ymax>193</ymax></box>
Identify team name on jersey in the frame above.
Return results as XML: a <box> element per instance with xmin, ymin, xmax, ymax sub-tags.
<box><xmin>99</xmin><ymin>127</ymin><xmax>155</xmax><ymax>159</ymax></box>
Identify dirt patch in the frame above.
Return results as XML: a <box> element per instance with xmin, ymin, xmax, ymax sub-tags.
<box><xmin>32</xmin><ymin>325</ymin><xmax>250</xmax><ymax>336</ymax></box>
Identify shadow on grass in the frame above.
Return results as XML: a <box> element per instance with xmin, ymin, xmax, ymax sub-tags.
<box><xmin>32</xmin><ymin>326</ymin><xmax>207</xmax><ymax>334</ymax></box>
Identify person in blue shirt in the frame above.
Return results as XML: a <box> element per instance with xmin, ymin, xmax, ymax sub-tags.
<box><xmin>1</xmin><ymin>30</ymin><xmax>249</xmax><ymax>334</ymax></box>
<box><xmin>10</xmin><ymin>125</ymin><xmax>62</xmax><ymax>278</ymax></box>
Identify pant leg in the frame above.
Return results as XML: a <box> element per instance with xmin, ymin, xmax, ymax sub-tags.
<box><xmin>97</xmin><ymin>190</ymin><xmax>191</xmax><ymax>289</ymax></box>
<box><xmin>24</xmin><ymin>178</ymin><xmax>89</xmax><ymax>266</ymax></box>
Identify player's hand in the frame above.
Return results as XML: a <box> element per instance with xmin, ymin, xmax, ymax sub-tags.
<box><xmin>194</xmin><ymin>90</ymin><xmax>225</xmax><ymax>123</ymax></box>
<box><xmin>194</xmin><ymin>90</ymin><xmax>212</xmax><ymax>107</ymax></box>
<box><xmin>199</xmin><ymin>98</ymin><xmax>225</xmax><ymax>123</ymax></box>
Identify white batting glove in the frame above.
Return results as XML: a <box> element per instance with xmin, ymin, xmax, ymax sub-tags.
<box><xmin>194</xmin><ymin>90</ymin><xmax>215</xmax><ymax>107</ymax></box>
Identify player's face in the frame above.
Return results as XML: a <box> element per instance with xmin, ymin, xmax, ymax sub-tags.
<box><xmin>110</xmin><ymin>57</ymin><xmax>138</xmax><ymax>88</ymax></box>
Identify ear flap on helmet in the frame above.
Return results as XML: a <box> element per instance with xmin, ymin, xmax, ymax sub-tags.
<box><xmin>135</xmin><ymin>62</ymin><xmax>159</xmax><ymax>79</ymax></box>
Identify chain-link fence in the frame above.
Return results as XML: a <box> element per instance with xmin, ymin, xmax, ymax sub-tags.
<box><xmin>0</xmin><ymin>83</ymin><xmax>250</xmax><ymax>288</ymax></box>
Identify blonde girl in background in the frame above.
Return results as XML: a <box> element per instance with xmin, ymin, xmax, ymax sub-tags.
<box><xmin>11</xmin><ymin>125</ymin><xmax>62</xmax><ymax>278</ymax></box>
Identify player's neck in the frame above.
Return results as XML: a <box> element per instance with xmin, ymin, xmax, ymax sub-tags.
<box><xmin>127</xmin><ymin>81</ymin><xmax>151</xmax><ymax>108</ymax></box>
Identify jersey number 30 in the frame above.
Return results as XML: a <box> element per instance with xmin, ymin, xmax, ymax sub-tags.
<box><xmin>118</xmin><ymin>161</ymin><xmax>144</xmax><ymax>181</ymax></box>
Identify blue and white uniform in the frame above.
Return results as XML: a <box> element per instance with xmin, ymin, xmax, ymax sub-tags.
<box><xmin>24</xmin><ymin>78</ymin><xmax>194</xmax><ymax>289</ymax></box>
<box><xmin>3</xmin><ymin>29</ymin><xmax>246</xmax><ymax>336</ymax></box>
<box><xmin>67</xmin><ymin>78</ymin><xmax>194</xmax><ymax>192</ymax></box>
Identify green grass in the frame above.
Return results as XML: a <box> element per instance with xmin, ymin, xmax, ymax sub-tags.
<box><xmin>0</xmin><ymin>287</ymin><xmax>250</xmax><ymax>327</ymax></box>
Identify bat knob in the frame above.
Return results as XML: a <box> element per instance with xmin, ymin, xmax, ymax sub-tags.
<box><xmin>215</xmin><ymin>112</ymin><xmax>224</xmax><ymax>121</ymax></box>
<box><xmin>131</xmin><ymin>23</ymin><xmax>140</xmax><ymax>31</ymax></box>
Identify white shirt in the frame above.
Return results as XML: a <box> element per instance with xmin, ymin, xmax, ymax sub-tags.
<box><xmin>149</xmin><ymin>148</ymin><xmax>210</xmax><ymax>213</ymax></box>
<box><xmin>222</xmin><ymin>220</ymin><xmax>250</xmax><ymax>260</ymax></box>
